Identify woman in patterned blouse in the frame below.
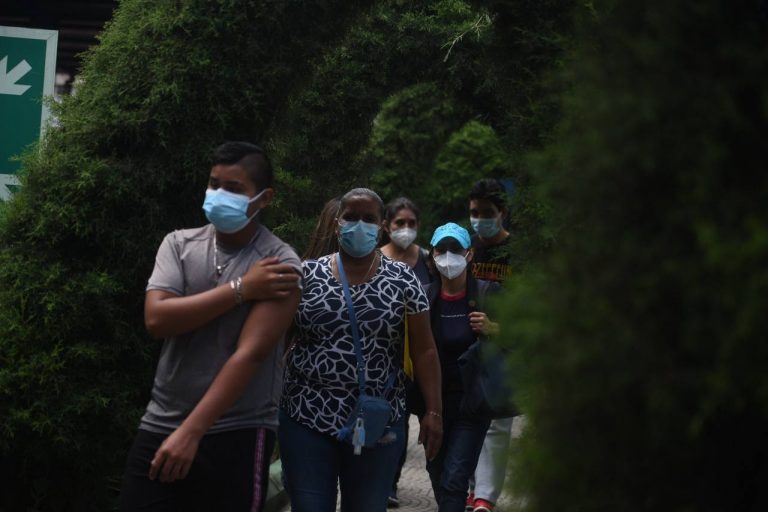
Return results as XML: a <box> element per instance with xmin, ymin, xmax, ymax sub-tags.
<box><xmin>279</xmin><ymin>188</ymin><xmax>443</xmax><ymax>511</ymax></box>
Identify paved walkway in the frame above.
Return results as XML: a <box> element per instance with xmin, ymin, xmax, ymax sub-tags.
<box><xmin>279</xmin><ymin>415</ymin><xmax>522</xmax><ymax>512</ymax></box>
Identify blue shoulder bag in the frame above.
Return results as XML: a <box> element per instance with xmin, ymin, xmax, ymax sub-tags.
<box><xmin>335</xmin><ymin>253</ymin><xmax>394</xmax><ymax>455</ymax></box>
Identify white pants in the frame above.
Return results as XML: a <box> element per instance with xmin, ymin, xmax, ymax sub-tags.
<box><xmin>473</xmin><ymin>415</ymin><xmax>526</xmax><ymax>503</ymax></box>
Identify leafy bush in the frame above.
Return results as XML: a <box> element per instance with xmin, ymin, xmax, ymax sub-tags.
<box><xmin>0</xmin><ymin>1</ymin><xmax>372</xmax><ymax>509</ymax></box>
<box><xmin>0</xmin><ymin>1</ymin><xmax>573</xmax><ymax>509</ymax></box>
<box><xmin>502</xmin><ymin>1</ymin><xmax>768</xmax><ymax>510</ymax></box>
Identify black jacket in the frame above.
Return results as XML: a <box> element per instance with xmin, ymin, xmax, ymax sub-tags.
<box><xmin>408</xmin><ymin>273</ymin><xmax>499</xmax><ymax>415</ymax></box>
<box><xmin>425</xmin><ymin>273</ymin><xmax>499</xmax><ymax>346</ymax></box>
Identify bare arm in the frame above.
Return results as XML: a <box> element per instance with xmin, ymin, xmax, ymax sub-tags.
<box><xmin>149</xmin><ymin>288</ymin><xmax>301</xmax><ymax>482</ymax></box>
<box><xmin>407</xmin><ymin>311</ymin><xmax>443</xmax><ymax>460</ymax></box>
<box><xmin>145</xmin><ymin>257</ymin><xmax>300</xmax><ymax>338</ymax></box>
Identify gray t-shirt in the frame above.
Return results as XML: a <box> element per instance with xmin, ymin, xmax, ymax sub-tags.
<box><xmin>140</xmin><ymin>223</ymin><xmax>300</xmax><ymax>435</ymax></box>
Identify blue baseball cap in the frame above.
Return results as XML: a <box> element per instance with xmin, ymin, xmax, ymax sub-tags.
<box><xmin>430</xmin><ymin>222</ymin><xmax>471</xmax><ymax>249</ymax></box>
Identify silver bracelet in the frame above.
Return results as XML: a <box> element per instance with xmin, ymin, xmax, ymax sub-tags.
<box><xmin>231</xmin><ymin>277</ymin><xmax>244</xmax><ymax>305</ymax></box>
<box><xmin>235</xmin><ymin>276</ymin><xmax>243</xmax><ymax>304</ymax></box>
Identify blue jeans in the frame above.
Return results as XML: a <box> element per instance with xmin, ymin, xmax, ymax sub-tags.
<box><xmin>425</xmin><ymin>393</ymin><xmax>491</xmax><ymax>512</ymax></box>
<box><xmin>278</xmin><ymin>409</ymin><xmax>406</xmax><ymax>512</ymax></box>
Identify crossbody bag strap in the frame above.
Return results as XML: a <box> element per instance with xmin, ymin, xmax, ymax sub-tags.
<box><xmin>336</xmin><ymin>253</ymin><xmax>366</xmax><ymax>393</ymax></box>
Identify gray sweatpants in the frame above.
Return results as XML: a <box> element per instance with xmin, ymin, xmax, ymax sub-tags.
<box><xmin>473</xmin><ymin>415</ymin><xmax>527</xmax><ymax>503</ymax></box>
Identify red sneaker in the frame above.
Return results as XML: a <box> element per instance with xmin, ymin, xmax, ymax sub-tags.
<box><xmin>465</xmin><ymin>493</ymin><xmax>475</xmax><ymax>511</ymax></box>
<box><xmin>473</xmin><ymin>498</ymin><xmax>495</xmax><ymax>512</ymax></box>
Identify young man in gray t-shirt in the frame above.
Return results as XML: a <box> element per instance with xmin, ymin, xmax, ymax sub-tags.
<box><xmin>120</xmin><ymin>142</ymin><xmax>302</xmax><ymax>512</ymax></box>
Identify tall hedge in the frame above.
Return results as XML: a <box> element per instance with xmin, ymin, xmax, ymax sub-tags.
<box><xmin>503</xmin><ymin>1</ymin><xmax>768</xmax><ymax>510</ymax></box>
<box><xmin>271</xmin><ymin>1</ymin><xmax>483</xmax><ymax>198</ymax></box>
<box><xmin>0</xmin><ymin>1</ymin><xmax>575</xmax><ymax>509</ymax></box>
<box><xmin>0</xmin><ymin>0</ymin><xmax>567</xmax><ymax>509</ymax></box>
<box><xmin>0</xmin><ymin>1</ymin><xmax>372</xmax><ymax>509</ymax></box>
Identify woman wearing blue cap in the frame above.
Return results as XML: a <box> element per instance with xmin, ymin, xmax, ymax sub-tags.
<box><xmin>417</xmin><ymin>222</ymin><xmax>500</xmax><ymax>512</ymax></box>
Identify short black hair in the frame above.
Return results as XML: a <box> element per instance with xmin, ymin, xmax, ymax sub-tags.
<box><xmin>469</xmin><ymin>178</ymin><xmax>507</xmax><ymax>211</ymax></box>
<box><xmin>212</xmin><ymin>141</ymin><xmax>274</xmax><ymax>190</ymax></box>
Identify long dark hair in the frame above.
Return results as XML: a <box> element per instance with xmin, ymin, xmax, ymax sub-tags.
<box><xmin>302</xmin><ymin>196</ymin><xmax>341</xmax><ymax>260</ymax></box>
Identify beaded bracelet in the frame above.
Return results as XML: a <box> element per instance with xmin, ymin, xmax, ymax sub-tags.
<box><xmin>426</xmin><ymin>410</ymin><xmax>442</xmax><ymax>419</ymax></box>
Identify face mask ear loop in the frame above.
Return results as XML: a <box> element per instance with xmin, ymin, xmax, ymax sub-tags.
<box><xmin>236</xmin><ymin>189</ymin><xmax>267</xmax><ymax>232</ymax></box>
<box><xmin>248</xmin><ymin>188</ymin><xmax>266</xmax><ymax>205</ymax></box>
<box><xmin>335</xmin><ymin>218</ymin><xmax>346</xmax><ymax>250</ymax></box>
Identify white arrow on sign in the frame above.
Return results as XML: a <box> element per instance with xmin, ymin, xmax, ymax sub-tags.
<box><xmin>0</xmin><ymin>173</ymin><xmax>20</xmax><ymax>201</ymax></box>
<box><xmin>0</xmin><ymin>56</ymin><xmax>32</xmax><ymax>96</ymax></box>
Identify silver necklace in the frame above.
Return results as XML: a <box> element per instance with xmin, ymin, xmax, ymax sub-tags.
<box><xmin>213</xmin><ymin>231</ymin><xmax>259</xmax><ymax>278</ymax></box>
<box><xmin>213</xmin><ymin>234</ymin><xmax>231</xmax><ymax>277</ymax></box>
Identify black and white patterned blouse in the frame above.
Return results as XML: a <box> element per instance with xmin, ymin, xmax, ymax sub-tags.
<box><xmin>281</xmin><ymin>253</ymin><xmax>430</xmax><ymax>436</ymax></box>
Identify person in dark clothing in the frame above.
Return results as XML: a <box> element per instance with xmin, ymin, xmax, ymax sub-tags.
<box><xmin>468</xmin><ymin>179</ymin><xmax>512</xmax><ymax>285</ymax></box>
<box><xmin>420</xmin><ymin>223</ymin><xmax>499</xmax><ymax>512</ymax></box>
<box><xmin>467</xmin><ymin>178</ymin><xmax>515</xmax><ymax>512</ymax></box>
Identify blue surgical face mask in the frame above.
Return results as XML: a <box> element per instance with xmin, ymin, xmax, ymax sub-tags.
<box><xmin>470</xmin><ymin>215</ymin><xmax>501</xmax><ymax>239</ymax></box>
<box><xmin>203</xmin><ymin>188</ymin><xmax>266</xmax><ymax>234</ymax></box>
<box><xmin>338</xmin><ymin>220</ymin><xmax>379</xmax><ymax>258</ymax></box>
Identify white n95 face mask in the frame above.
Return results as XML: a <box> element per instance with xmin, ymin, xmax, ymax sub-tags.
<box><xmin>390</xmin><ymin>228</ymin><xmax>417</xmax><ymax>249</ymax></box>
<box><xmin>433</xmin><ymin>251</ymin><xmax>467</xmax><ymax>280</ymax></box>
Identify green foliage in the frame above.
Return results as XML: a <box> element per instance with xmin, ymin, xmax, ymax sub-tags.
<box><xmin>369</xmin><ymin>82</ymin><xmax>469</xmax><ymax>196</ymax></box>
<box><xmin>501</xmin><ymin>1</ymin><xmax>768</xmax><ymax>510</ymax></box>
<box><xmin>432</xmin><ymin>121</ymin><xmax>510</xmax><ymax>217</ymax></box>
<box><xmin>0</xmin><ymin>1</ymin><xmax>373</xmax><ymax>509</ymax></box>
<box><xmin>371</xmin><ymin>115</ymin><xmax>514</xmax><ymax>239</ymax></box>
<box><xmin>367</xmin><ymin>82</ymin><xmax>474</xmax><ymax>237</ymax></box>
<box><xmin>366</xmin><ymin>92</ymin><xmax>551</xmax><ymax>262</ymax></box>
<box><xmin>0</xmin><ymin>0</ymin><xmax>575</xmax><ymax>509</ymax></box>
<box><xmin>361</xmin><ymin>0</ymin><xmax>573</xmax><ymax>255</ymax></box>
<box><xmin>271</xmin><ymin>0</ymin><xmax>484</xmax><ymax>203</ymax></box>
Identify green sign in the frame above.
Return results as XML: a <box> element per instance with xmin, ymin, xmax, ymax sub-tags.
<box><xmin>0</xmin><ymin>26</ymin><xmax>58</xmax><ymax>200</ymax></box>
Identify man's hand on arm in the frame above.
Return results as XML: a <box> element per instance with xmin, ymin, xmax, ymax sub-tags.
<box><xmin>149</xmin><ymin>286</ymin><xmax>301</xmax><ymax>482</ymax></box>
<box><xmin>144</xmin><ymin>259</ymin><xmax>300</xmax><ymax>339</ymax></box>
<box><xmin>241</xmin><ymin>257</ymin><xmax>300</xmax><ymax>301</ymax></box>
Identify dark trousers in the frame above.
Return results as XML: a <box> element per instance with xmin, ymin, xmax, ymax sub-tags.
<box><xmin>424</xmin><ymin>393</ymin><xmax>491</xmax><ymax>512</ymax></box>
<box><xmin>392</xmin><ymin>417</ymin><xmax>410</xmax><ymax>491</ymax></box>
<box><xmin>393</xmin><ymin>378</ymin><xmax>419</xmax><ymax>492</ymax></box>
<box><xmin>120</xmin><ymin>427</ymin><xmax>275</xmax><ymax>512</ymax></box>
